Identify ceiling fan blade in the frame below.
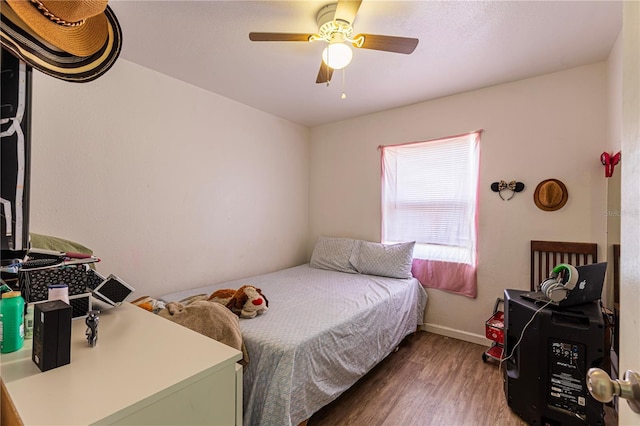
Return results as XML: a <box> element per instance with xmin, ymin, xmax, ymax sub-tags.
<box><xmin>353</xmin><ymin>34</ymin><xmax>419</xmax><ymax>54</ymax></box>
<box><xmin>249</xmin><ymin>32</ymin><xmax>313</xmax><ymax>42</ymax></box>
<box><xmin>316</xmin><ymin>62</ymin><xmax>334</xmax><ymax>84</ymax></box>
<box><xmin>334</xmin><ymin>0</ymin><xmax>362</xmax><ymax>24</ymax></box>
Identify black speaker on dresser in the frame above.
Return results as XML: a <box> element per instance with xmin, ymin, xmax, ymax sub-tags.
<box><xmin>503</xmin><ymin>289</ymin><xmax>605</xmax><ymax>426</ymax></box>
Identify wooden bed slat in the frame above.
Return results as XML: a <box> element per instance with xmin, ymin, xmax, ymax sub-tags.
<box><xmin>530</xmin><ymin>240</ymin><xmax>598</xmax><ymax>291</ymax></box>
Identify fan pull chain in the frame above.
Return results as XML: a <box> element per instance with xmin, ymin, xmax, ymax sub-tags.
<box><xmin>341</xmin><ymin>68</ymin><xmax>347</xmax><ymax>100</ymax></box>
<box><xmin>326</xmin><ymin>46</ymin><xmax>331</xmax><ymax>87</ymax></box>
<box><xmin>326</xmin><ymin>65</ymin><xmax>330</xmax><ymax>87</ymax></box>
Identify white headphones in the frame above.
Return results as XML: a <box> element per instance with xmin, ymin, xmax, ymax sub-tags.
<box><xmin>539</xmin><ymin>263</ymin><xmax>579</xmax><ymax>302</ymax></box>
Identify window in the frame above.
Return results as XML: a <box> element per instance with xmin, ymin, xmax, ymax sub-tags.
<box><xmin>380</xmin><ymin>130</ymin><xmax>481</xmax><ymax>297</ymax></box>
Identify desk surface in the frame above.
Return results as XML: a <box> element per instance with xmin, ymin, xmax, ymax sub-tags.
<box><xmin>1</xmin><ymin>303</ymin><xmax>242</xmax><ymax>425</ymax></box>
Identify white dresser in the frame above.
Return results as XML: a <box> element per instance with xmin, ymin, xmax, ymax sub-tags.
<box><xmin>1</xmin><ymin>302</ymin><xmax>243</xmax><ymax>425</ymax></box>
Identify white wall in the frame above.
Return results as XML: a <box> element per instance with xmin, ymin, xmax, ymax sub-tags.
<box><xmin>29</xmin><ymin>59</ymin><xmax>310</xmax><ymax>298</ymax></box>
<box><xmin>608</xmin><ymin>32</ymin><xmax>624</xmax><ymax>154</ymax></box>
<box><xmin>310</xmin><ymin>63</ymin><xmax>609</xmax><ymax>342</ymax></box>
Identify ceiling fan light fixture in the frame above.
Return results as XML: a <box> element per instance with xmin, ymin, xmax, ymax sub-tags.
<box><xmin>249</xmin><ymin>0</ymin><xmax>420</xmax><ymax>85</ymax></box>
<box><xmin>322</xmin><ymin>42</ymin><xmax>353</xmax><ymax>70</ymax></box>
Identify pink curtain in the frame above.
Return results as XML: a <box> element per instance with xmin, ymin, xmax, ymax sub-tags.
<box><xmin>411</xmin><ymin>258</ymin><xmax>477</xmax><ymax>298</ymax></box>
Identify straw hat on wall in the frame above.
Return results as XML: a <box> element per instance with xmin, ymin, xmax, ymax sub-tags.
<box><xmin>0</xmin><ymin>0</ymin><xmax>121</xmax><ymax>82</ymax></box>
<box><xmin>533</xmin><ymin>179</ymin><xmax>569</xmax><ymax>211</ymax></box>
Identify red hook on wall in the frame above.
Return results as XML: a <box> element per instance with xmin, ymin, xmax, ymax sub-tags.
<box><xmin>600</xmin><ymin>151</ymin><xmax>621</xmax><ymax>178</ymax></box>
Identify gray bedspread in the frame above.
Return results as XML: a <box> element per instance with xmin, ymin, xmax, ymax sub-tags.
<box><xmin>161</xmin><ymin>264</ymin><xmax>428</xmax><ymax>426</ymax></box>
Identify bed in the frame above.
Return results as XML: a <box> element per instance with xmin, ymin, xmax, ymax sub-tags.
<box><xmin>160</xmin><ymin>237</ymin><xmax>428</xmax><ymax>426</ymax></box>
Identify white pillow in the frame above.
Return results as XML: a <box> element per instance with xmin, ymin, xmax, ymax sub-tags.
<box><xmin>309</xmin><ymin>236</ymin><xmax>359</xmax><ymax>274</ymax></box>
<box><xmin>352</xmin><ymin>241</ymin><xmax>415</xmax><ymax>279</ymax></box>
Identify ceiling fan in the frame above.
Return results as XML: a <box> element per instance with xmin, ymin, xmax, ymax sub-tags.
<box><xmin>249</xmin><ymin>0</ymin><xmax>419</xmax><ymax>84</ymax></box>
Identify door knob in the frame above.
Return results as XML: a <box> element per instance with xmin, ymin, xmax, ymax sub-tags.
<box><xmin>587</xmin><ymin>368</ymin><xmax>640</xmax><ymax>414</ymax></box>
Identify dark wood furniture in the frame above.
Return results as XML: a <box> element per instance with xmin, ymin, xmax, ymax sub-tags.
<box><xmin>530</xmin><ymin>240</ymin><xmax>598</xmax><ymax>291</ymax></box>
<box><xmin>613</xmin><ymin>244</ymin><xmax>620</xmax><ymax>365</ymax></box>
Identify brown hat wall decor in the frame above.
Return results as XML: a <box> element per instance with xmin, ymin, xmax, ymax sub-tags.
<box><xmin>0</xmin><ymin>0</ymin><xmax>122</xmax><ymax>82</ymax></box>
<box><xmin>533</xmin><ymin>179</ymin><xmax>568</xmax><ymax>211</ymax></box>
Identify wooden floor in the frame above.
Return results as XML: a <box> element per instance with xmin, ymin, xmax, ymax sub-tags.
<box><xmin>307</xmin><ymin>331</ymin><xmax>616</xmax><ymax>426</ymax></box>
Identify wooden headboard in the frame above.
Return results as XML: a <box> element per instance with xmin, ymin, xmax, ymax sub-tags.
<box><xmin>530</xmin><ymin>240</ymin><xmax>598</xmax><ymax>291</ymax></box>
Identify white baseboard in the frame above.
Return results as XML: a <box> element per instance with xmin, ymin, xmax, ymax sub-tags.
<box><xmin>420</xmin><ymin>323</ymin><xmax>491</xmax><ymax>347</ymax></box>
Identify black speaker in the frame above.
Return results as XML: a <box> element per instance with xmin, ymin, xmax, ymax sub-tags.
<box><xmin>503</xmin><ymin>289</ymin><xmax>605</xmax><ymax>426</ymax></box>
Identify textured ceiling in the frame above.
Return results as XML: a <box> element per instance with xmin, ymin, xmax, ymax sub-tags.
<box><xmin>110</xmin><ymin>1</ymin><xmax>622</xmax><ymax>127</ymax></box>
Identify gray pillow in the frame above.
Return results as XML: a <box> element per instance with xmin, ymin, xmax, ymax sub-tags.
<box><xmin>309</xmin><ymin>236</ymin><xmax>359</xmax><ymax>274</ymax></box>
<box><xmin>352</xmin><ymin>241</ymin><xmax>415</xmax><ymax>279</ymax></box>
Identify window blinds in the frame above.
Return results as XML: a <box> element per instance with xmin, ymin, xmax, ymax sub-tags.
<box><xmin>381</xmin><ymin>131</ymin><xmax>480</xmax><ymax>266</ymax></box>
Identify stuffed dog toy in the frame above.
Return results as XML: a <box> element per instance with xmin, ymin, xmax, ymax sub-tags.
<box><xmin>208</xmin><ymin>285</ymin><xmax>269</xmax><ymax>319</ymax></box>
